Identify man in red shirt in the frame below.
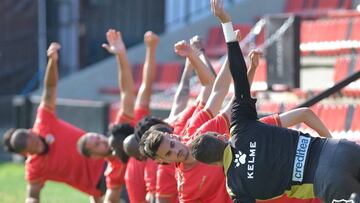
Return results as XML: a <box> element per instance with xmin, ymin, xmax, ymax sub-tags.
<box><xmin>3</xmin><ymin>43</ymin><xmax>105</xmax><ymax>203</ymax></box>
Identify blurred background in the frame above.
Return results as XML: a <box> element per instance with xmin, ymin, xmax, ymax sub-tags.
<box><xmin>2</xmin><ymin>0</ymin><xmax>360</xmax><ymax>201</ymax></box>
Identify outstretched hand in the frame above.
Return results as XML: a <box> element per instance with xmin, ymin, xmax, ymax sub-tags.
<box><xmin>102</xmin><ymin>29</ymin><xmax>126</xmax><ymax>55</ymax></box>
<box><xmin>211</xmin><ymin>0</ymin><xmax>230</xmax><ymax>23</ymax></box>
<box><xmin>190</xmin><ymin>35</ymin><xmax>204</xmax><ymax>53</ymax></box>
<box><xmin>144</xmin><ymin>31</ymin><xmax>159</xmax><ymax>48</ymax></box>
<box><xmin>47</xmin><ymin>42</ymin><xmax>61</xmax><ymax>61</ymax></box>
<box><xmin>249</xmin><ymin>49</ymin><xmax>262</xmax><ymax>68</ymax></box>
<box><xmin>174</xmin><ymin>40</ymin><xmax>194</xmax><ymax>57</ymax></box>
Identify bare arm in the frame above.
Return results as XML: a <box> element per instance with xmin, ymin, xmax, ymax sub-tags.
<box><xmin>135</xmin><ymin>31</ymin><xmax>159</xmax><ymax>109</ymax></box>
<box><xmin>279</xmin><ymin>107</ymin><xmax>332</xmax><ymax>138</ymax></box>
<box><xmin>26</xmin><ymin>182</ymin><xmax>42</xmax><ymax>203</ymax></box>
<box><xmin>103</xmin><ymin>188</ymin><xmax>121</xmax><ymax>203</ymax></box>
<box><xmin>204</xmin><ymin>30</ymin><xmax>248</xmax><ymax>115</ymax></box>
<box><xmin>168</xmin><ymin>58</ymin><xmax>193</xmax><ymax>118</ymax></box>
<box><xmin>103</xmin><ymin>29</ymin><xmax>136</xmax><ymax>118</ymax></box>
<box><xmin>41</xmin><ymin>42</ymin><xmax>61</xmax><ymax>112</ymax></box>
<box><xmin>174</xmin><ymin>40</ymin><xmax>215</xmax><ymax>87</ymax></box>
<box><xmin>247</xmin><ymin>50</ymin><xmax>262</xmax><ymax>86</ymax></box>
<box><xmin>204</xmin><ymin>56</ymin><xmax>230</xmax><ymax>115</ymax></box>
<box><xmin>174</xmin><ymin>40</ymin><xmax>215</xmax><ymax>105</ymax></box>
<box><xmin>190</xmin><ymin>36</ymin><xmax>217</xmax><ymax>104</ymax></box>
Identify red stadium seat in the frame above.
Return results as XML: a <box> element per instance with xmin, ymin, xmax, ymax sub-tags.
<box><xmin>333</xmin><ymin>56</ymin><xmax>351</xmax><ymax>83</ymax></box>
<box><xmin>317</xmin><ymin>0</ymin><xmax>339</xmax><ymax>9</ymax></box>
<box><xmin>154</xmin><ymin>62</ymin><xmax>182</xmax><ymax>91</ymax></box>
<box><xmin>285</xmin><ymin>0</ymin><xmax>305</xmax><ymax>13</ymax></box>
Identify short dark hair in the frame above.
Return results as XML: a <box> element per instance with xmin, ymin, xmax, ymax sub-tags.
<box><xmin>190</xmin><ymin>133</ymin><xmax>227</xmax><ymax>164</ymax></box>
<box><xmin>142</xmin><ymin>130</ymin><xmax>164</xmax><ymax>159</ymax></box>
<box><xmin>139</xmin><ymin>124</ymin><xmax>172</xmax><ymax>158</ymax></box>
<box><xmin>134</xmin><ymin>116</ymin><xmax>171</xmax><ymax>141</ymax></box>
<box><xmin>6</xmin><ymin>129</ymin><xmax>29</xmax><ymax>153</ymax></box>
<box><xmin>108</xmin><ymin>123</ymin><xmax>134</xmax><ymax>163</ymax></box>
<box><xmin>3</xmin><ymin>128</ymin><xmax>16</xmax><ymax>153</ymax></box>
<box><xmin>77</xmin><ymin>135</ymin><xmax>91</xmax><ymax>157</ymax></box>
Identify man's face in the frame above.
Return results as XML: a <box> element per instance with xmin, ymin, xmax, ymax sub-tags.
<box><xmin>155</xmin><ymin>133</ymin><xmax>189</xmax><ymax>163</ymax></box>
<box><xmin>25</xmin><ymin>131</ymin><xmax>45</xmax><ymax>155</ymax></box>
<box><xmin>85</xmin><ymin>133</ymin><xmax>111</xmax><ymax>158</ymax></box>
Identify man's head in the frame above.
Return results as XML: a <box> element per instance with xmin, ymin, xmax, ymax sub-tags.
<box><xmin>77</xmin><ymin>132</ymin><xmax>111</xmax><ymax>159</ymax></box>
<box><xmin>142</xmin><ymin>130</ymin><xmax>189</xmax><ymax>163</ymax></box>
<box><xmin>2</xmin><ymin>128</ymin><xmax>46</xmax><ymax>155</ymax></box>
<box><xmin>190</xmin><ymin>132</ymin><xmax>228</xmax><ymax>165</ymax></box>
<box><xmin>139</xmin><ymin>123</ymin><xmax>173</xmax><ymax>158</ymax></box>
<box><xmin>134</xmin><ymin>116</ymin><xmax>173</xmax><ymax>141</ymax></box>
<box><xmin>123</xmin><ymin>134</ymin><xmax>145</xmax><ymax>161</ymax></box>
<box><xmin>108</xmin><ymin>123</ymin><xmax>134</xmax><ymax>163</ymax></box>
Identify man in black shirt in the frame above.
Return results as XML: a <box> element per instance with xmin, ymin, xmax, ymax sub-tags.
<box><xmin>190</xmin><ymin>0</ymin><xmax>360</xmax><ymax>202</ymax></box>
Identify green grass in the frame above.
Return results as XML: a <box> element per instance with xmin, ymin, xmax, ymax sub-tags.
<box><xmin>0</xmin><ymin>162</ymin><xmax>89</xmax><ymax>203</ymax></box>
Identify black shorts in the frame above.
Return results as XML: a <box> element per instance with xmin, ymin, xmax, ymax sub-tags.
<box><xmin>314</xmin><ymin>139</ymin><xmax>360</xmax><ymax>203</ymax></box>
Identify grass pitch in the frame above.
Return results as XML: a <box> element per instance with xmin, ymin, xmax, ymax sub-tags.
<box><xmin>0</xmin><ymin>162</ymin><xmax>89</xmax><ymax>203</ymax></box>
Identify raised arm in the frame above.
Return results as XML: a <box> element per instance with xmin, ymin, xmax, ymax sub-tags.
<box><xmin>211</xmin><ymin>0</ymin><xmax>251</xmax><ymax>100</ymax></box>
<box><xmin>41</xmin><ymin>42</ymin><xmax>60</xmax><ymax>112</ymax></box>
<box><xmin>26</xmin><ymin>182</ymin><xmax>42</xmax><ymax>203</ymax></box>
<box><xmin>174</xmin><ymin>40</ymin><xmax>215</xmax><ymax>87</ymax></box>
<box><xmin>168</xmin><ymin>58</ymin><xmax>193</xmax><ymax>119</ymax></box>
<box><xmin>205</xmin><ymin>30</ymin><xmax>247</xmax><ymax>115</ymax></box>
<box><xmin>189</xmin><ymin>35</ymin><xmax>217</xmax><ymax>105</ymax></box>
<box><xmin>279</xmin><ymin>107</ymin><xmax>332</xmax><ymax>138</ymax></box>
<box><xmin>135</xmin><ymin>31</ymin><xmax>159</xmax><ymax>109</ymax></box>
<box><xmin>174</xmin><ymin>40</ymin><xmax>215</xmax><ymax>105</ymax></box>
<box><xmin>103</xmin><ymin>29</ymin><xmax>135</xmax><ymax>118</ymax></box>
<box><xmin>247</xmin><ymin>50</ymin><xmax>262</xmax><ymax>86</ymax></box>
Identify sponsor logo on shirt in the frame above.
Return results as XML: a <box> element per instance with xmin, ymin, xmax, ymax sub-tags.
<box><xmin>332</xmin><ymin>200</ymin><xmax>354</xmax><ymax>203</ymax></box>
<box><xmin>45</xmin><ymin>134</ymin><xmax>55</xmax><ymax>145</ymax></box>
<box><xmin>234</xmin><ymin>151</ymin><xmax>247</xmax><ymax>167</ymax></box>
<box><xmin>233</xmin><ymin>142</ymin><xmax>257</xmax><ymax>179</ymax></box>
<box><xmin>292</xmin><ymin>135</ymin><xmax>310</xmax><ymax>182</ymax></box>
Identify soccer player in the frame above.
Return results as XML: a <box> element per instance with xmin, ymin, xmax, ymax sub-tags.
<box><xmin>190</xmin><ymin>1</ymin><xmax>360</xmax><ymax>202</ymax></box>
<box><xmin>77</xmin><ymin>29</ymin><xmax>159</xmax><ymax>203</ymax></box>
<box><xmin>2</xmin><ymin>43</ymin><xmax>105</xmax><ymax>203</ymax></box>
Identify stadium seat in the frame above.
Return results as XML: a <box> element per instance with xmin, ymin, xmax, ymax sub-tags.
<box><xmin>154</xmin><ymin>62</ymin><xmax>183</xmax><ymax>91</ymax></box>
<box><xmin>333</xmin><ymin>56</ymin><xmax>351</xmax><ymax>83</ymax></box>
<box><xmin>284</xmin><ymin>0</ymin><xmax>305</xmax><ymax>13</ymax></box>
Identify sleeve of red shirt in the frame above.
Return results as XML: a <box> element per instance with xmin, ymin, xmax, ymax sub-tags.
<box><xmin>31</xmin><ymin>105</ymin><xmax>57</xmax><ymax>137</ymax></box>
<box><xmin>104</xmin><ymin>158</ymin><xmax>126</xmax><ymax>189</ymax></box>
<box><xmin>170</xmin><ymin>104</ymin><xmax>198</xmax><ymax>135</ymax></box>
<box><xmin>25</xmin><ymin>157</ymin><xmax>46</xmax><ymax>185</ymax></box>
<box><xmin>156</xmin><ymin>163</ymin><xmax>178</xmax><ymax>198</ymax></box>
<box><xmin>259</xmin><ymin>114</ymin><xmax>282</xmax><ymax>127</ymax></box>
<box><xmin>114</xmin><ymin>110</ymin><xmax>134</xmax><ymax>125</ymax></box>
<box><xmin>144</xmin><ymin>159</ymin><xmax>158</xmax><ymax>194</ymax></box>
<box><xmin>134</xmin><ymin>106</ymin><xmax>150</xmax><ymax>125</ymax></box>
<box><xmin>196</xmin><ymin>113</ymin><xmax>230</xmax><ymax>135</ymax></box>
<box><xmin>182</xmin><ymin>108</ymin><xmax>214</xmax><ymax>138</ymax></box>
